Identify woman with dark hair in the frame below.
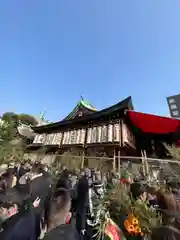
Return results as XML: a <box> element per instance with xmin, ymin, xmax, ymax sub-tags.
<box><xmin>130</xmin><ymin>182</ymin><xmax>147</xmax><ymax>202</ymax></box>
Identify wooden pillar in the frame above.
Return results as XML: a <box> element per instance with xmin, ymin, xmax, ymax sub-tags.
<box><xmin>81</xmin><ymin>147</ymin><xmax>85</xmax><ymax>169</ymax></box>
<box><xmin>144</xmin><ymin>150</ymin><xmax>150</xmax><ymax>181</ymax></box>
<box><xmin>113</xmin><ymin>148</ymin><xmax>116</xmax><ymax>171</ymax></box>
<box><xmin>141</xmin><ymin>150</ymin><xmax>145</xmax><ymax>176</ymax></box>
<box><xmin>118</xmin><ymin>149</ymin><xmax>121</xmax><ymax>175</ymax></box>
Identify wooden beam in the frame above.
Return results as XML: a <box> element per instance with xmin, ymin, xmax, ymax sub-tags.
<box><xmin>81</xmin><ymin>147</ymin><xmax>85</xmax><ymax>168</ymax></box>
<box><xmin>118</xmin><ymin>149</ymin><xmax>121</xmax><ymax>175</ymax></box>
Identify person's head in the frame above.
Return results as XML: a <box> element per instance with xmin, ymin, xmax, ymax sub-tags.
<box><xmin>43</xmin><ymin>165</ymin><xmax>48</xmax><ymax>172</ymax></box>
<box><xmin>80</xmin><ymin>170</ymin><xmax>85</xmax><ymax>176</ymax></box>
<box><xmin>84</xmin><ymin>168</ymin><xmax>91</xmax><ymax>178</ymax></box>
<box><xmin>62</xmin><ymin>165</ymin><xmax>67</xmax><ymax>171</ymax></box>
<box><xmin>1</xmin><ymin>170</ymin><xmax>15</xmax><ymax>189</ymax></box>
<box><xmin>130</xmin><ymin>182</ymin><xmax>147</xmax><ymax>201</ymax></box>
<box><xmin>49</xmin><ymin>188</ymin><xmax>71</xmax><ymax>229</ymax></box>
<box><xmin>31</xmin><ymin>162</ymin><xmax>43</xmax><ymax>174</ymax></box>
<box><xmin>146</xmin><ymin>186</ymin><xmax>158</xmax><ymax>200</ymax></box>
<box><xmin>0</xmin><ymin>189</ymin><xmax>22</xmax><ymax>222</ymax></box>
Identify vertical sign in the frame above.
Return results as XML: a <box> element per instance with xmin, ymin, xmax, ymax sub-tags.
<box><xmin>80</xmin><ymin>129</ymin><xmax>86</xmax><ymax>144</ymax></box>
<box><xmin>52</xmin><ymin>132</ymin><xmax>63</xmax><ymax>145</ymax></box>
<box><xmin>108</xmin><ymin>124</ymin><xmax>113</xmax><ymax>142</ymax></box>
<box><xmin>61</xmin><ymin>129</ymin><xmax>86</xmax><ymax>145</ymax></box>
<box><xmin>62</xmin><ymin>132</ymin><xmax>67</xmax><ymax>145</ymax></box>
<box><xmin>97</xmin><ymin>126</ymin><xmax>102</xmax><ymax>143</ymax></box>
<box><xmin>33</xmin><ymin>134</ymin><xmax>46</xmax><ymax>144</ymax></box>
<box><xmin>44</xmin><ymin>134</ymin><xmax>55</xmax><ymax>145</ymax></box>
<box><xmin>113</xmin><ymin>123</ymin><xmax>120</xmax><ymax>143</ymax></box>
<box><xmin>91</xmin><ymin>127</ymin><xmax>97</xmax><ymax>143</ymax></box>
<box><xmin>101</xmin><ymin>125</ymin><xmax>108</xmax><ymax>142</ymax></box>
<box><xmin>87</xmin><ymin>128</ymin><xmax>92</xmax><ymax>143</ymax></box>
<box><xmin>76</xmin><ymin>129</ymin><xmax>81</xmax><ymax>144</ymax></box>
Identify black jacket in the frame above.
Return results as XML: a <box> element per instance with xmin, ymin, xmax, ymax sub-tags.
<box><xmin>43</xmin><ymin>224</ymin><xmax>80</xmax><ymax>240</ymax></box>
<box><xmin>0</xmin><ymin>208</ymin><xmax>41</xmax><ymax>240</ymax></box>
<box><xmin>76</xmin><ymin>176</ymin><xmax>89</xmax><ymax>211</ymax></box>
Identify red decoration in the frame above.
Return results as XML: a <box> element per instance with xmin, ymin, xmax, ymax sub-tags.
<box><xmin>127</xmin><ymin>111</ymin><xmax>180</xmax><ymax>134</ymax></box>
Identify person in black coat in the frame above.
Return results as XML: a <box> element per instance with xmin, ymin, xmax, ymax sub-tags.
<box><xmin>0</xmin><ymin>184</ymin><xmax>41</xmax><ymax>240</ymax></box>
<box><xmin>76</xmin><ymin>175</ymin><xmax>90</xmax><ymax>237</ymax></box>
<box><xmin>0</xmin><ymin>206</ymin><xmax>41</xmax><ymax>240</ymax></box>
<box><xmin>17</xmin><ymin>162</ymin><xmax>54</xmax><ymax>231</ymax></box>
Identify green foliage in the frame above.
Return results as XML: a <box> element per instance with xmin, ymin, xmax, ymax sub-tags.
<box><xmin>166</xmin><ymin>144</ymin><xmax>180</xmax><ymax>161</ymax></box>
<box><xmin>0</xmin><ymin>120</ymin><xmax>26</xmax><ymax>165</ymax></box>
<box><xmin>94</xmin><ymin>183</ymin><xmax>162</xmax><ymax>239</ymax></box>
<box><xmin>18</xmin><ymin>114</ymin><xmax>38</xmax><ymax>125</ymax></box>
<box><xmin>1</xmin><ymin>112</ymin><xmax>19</xmax><ymax>125</ymax></box>
<box><xmin>0</xmin><ymin>121</ymin><xmax>17</xmax><ymax>142</ymax></box>
<box><xmin>0</xmin><ymin>139</ymin><xmax>25</xmax><ymax>165</ymax></box>
<box><xmin>2</xmin><ymin>112</ymin><xmax>38</xmax><ymax>126</ymax></box>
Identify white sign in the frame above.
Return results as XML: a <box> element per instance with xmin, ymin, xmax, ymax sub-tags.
<box><xmin>101</xmin><ymin>125</ymin><xmax>108</xmax><ymax>142</ymax></box>
<box><xmin>44</xmin><ymin>134</ymin><xmax>55</xmax><ymax>145</ymax></box>
<box><xmin>33</xmin><ymin>134</ymin><xmax>46</xmax><ymax>144</ymax></box>
<box><xmin>113</xmin><ymin>123</ymin><xmax>120</xmax><ymax>142</ymax></box>
<box><xmin>33</xmin><ymin>123</ymin><xmax>122</xmax><ymax>146</ymax></box>
<box><xmin>108</xmin><ymin>124</ymin><xmax>113</xmax><ymax>142</ymax></box>
<box><xmin>51</xmin><ymin>133</ymin><xmax>63</xmax><ymax>145</ymax></box>
<box><xmin>33</xmin><ymin>132</ymin><xmax>63</xmax><ymax>145</ymax></box>
<box><xmin>62</xmin><ymin>129</ymin><xmax>86</xmax><ymax>145</ymax></box>
<box><xmin>86</xmin><ymin>123</ymin><xmax>120</xmax><ymax>144</ymax></box>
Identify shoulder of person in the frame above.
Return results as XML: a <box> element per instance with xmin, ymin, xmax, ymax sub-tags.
<box><xmin>44</xmin><ymin>224</ymin><xmax>80</xmax><ymax>240</ymax></box>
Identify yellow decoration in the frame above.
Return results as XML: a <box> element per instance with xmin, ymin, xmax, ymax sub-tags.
<box><xmin>124</xmin><ymin>214</ymin><xmax>144</xmax><ymax>236</ymax></box>
<box><xmin>128</xmin><ymin>214</ymin><xmax>139</xmax><ymax>225</ymax></box>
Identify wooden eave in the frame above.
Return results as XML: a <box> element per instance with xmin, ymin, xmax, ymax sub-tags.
<box><xmin>32</xmin><ymin>96</ymin><xmax>133</xmax><ymax>133</ymax></box>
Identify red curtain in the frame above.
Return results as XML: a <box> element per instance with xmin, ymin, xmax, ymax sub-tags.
<box><xmin>127</xmin><ymin>111</ymin><xmax>180</xmax><ymax>134</ymax></box>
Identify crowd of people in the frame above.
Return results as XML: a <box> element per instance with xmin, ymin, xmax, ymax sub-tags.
<box><xmin>0</xmin><ymin>160</ymin><xmax>180</xmax><ymax>240</ymax></box>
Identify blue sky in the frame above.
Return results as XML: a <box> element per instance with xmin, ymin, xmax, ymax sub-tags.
<box><xmin>0</xmin><ymin>0</ymin><xmax>180</xmax><ymax>121</ymax></box>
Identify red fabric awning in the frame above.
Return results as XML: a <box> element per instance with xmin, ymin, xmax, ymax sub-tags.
<box><xmin>127</xmin><ymin>110</ymin><xmax>180</xmax><ymax>134</ymax></box>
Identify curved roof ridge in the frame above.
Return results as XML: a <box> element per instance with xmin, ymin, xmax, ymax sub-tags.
<box><xmin>64</xmin><ymin>98</ymin><xmax>97</xmax><ymax>120</ymax></box>
<box><xmin>79</xmin><ymin>99</ymin><xmax>97</xmax><ymax>111</ymax></box>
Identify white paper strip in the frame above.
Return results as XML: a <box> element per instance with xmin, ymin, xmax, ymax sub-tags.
<box><xmin>76</xmin><ymin>129</ymin><xmax>81</xmax><ymax>144</ymax></box>
<box><xmin>44</xmin><ymin>134</ymin><xmax>55</xmax><ymax>145</ymax></box>
<box><xmin>62</xmin><ymin>132</ymin><xmax>67</xmax><ymax>145</ymax></box>
<box><xmin>80</xmin><ymin>129</ymin><xmax>86</xmax><ymax>144</ymax></box>
<box><xmin>33</xmin><ymin>134</ymin><xmax>46</xmax><ymax>144</ymax></box>
<box><xmin>91</xmin><ymin>127</ymin><xmax>97</xmax><ymax>143</ymax></box>
<box><xmin>101</xmin><ymin>125</ymin><xmax>108</xmax><ymax>142</ymax></box>
<box><xmin>52</xmin><ymin>133</ymin><xmax>63</xmax><ymax>145</ymax></box>
<box><xmin>113</xmin><ymin>123</ymin><xmax>120</xmax><ymax>142</ymax></box>
<box><xmin>87</xmin><ymin>128</ymin><xmax>92</xmax><ymax>143</ymax></box>
<box><xmin>97</xmin><ymin>126</ymin><xmax>101</xmax><ymax>143</ymax></box>
<box><xmin>108</xmin><ymin>124</ymin><xmax>113</xmax><ymax>142</ymax></box>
